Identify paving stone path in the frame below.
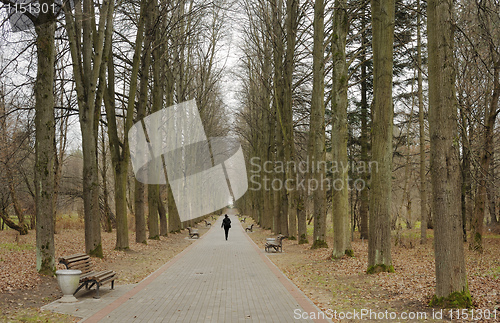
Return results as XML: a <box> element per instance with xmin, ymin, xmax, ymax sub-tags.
<box><xmin>75</xmin><ymin>210</ymin><xmax>329</xmax><ymax>322</ymax></box>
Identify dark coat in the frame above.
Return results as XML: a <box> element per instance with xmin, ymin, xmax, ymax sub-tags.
<box><xmin>222</xmin><ymin>217</ymin><xmax>231</xmax><ymax>229</ymax></box>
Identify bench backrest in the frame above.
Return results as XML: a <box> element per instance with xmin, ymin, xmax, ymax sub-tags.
<box><xmin>59</xmin><ymin>253</ymin><xmax>93</xmax><ymax>275</ymax></box>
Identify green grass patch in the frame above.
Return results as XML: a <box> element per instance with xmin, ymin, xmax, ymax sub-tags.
<box><xmin>0</xmin><ymin>242</ymin><xmax>34</xmax><ymax>252</ymax></box>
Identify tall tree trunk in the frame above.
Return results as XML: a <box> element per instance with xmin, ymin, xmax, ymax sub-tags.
<box><xmin>101</xmin><ymin>0</ymin><xmax>131</xmax><ymax>249</ymax></box>
<box><xmin>470</xmin><ymin>62</ymin><xmax>499</xmax><ymax>252</ymax></box>
<box><xmin>62</xmin><ymin>0</ymin><xmax>111</xmax><ymax>257</ymax></box>
<box><xmin>367</xmin><ymin>0</ymin><xmax>395</xmax><ymax>273</ymax></box>
<box><xmin>271</xmin><ymin>0</ymin><xmax>288</xmax><ymax>236</ymax></box>
<box><xmin>427</xmin><ymin>0</ymin><xmax>470</xmax><ymax>304</ymax></box>
<box><xmin>164</xmin><ymin>65</ymin><xmax>182</xmax><ymax>234</ymax></box>
<box><xmin>359</xmin><ymin>8</ymin><xmax>370</xmax><ymax>240</ymax></box>
<box><xmin>134</xmin><ymin>0</ymin><xmax>153</xmax><ymax>240</ymax></box>
<box><xmin>284</xmin><ymin>0</ymin><xmax>299</xmax><ymax>240</ymax></box>
<box><xmin>106</xmin><ymin>49</ymin><xmax>135</xmax><ymax>247</ymax></box>
<box><xmin>417</xmin><ymin>0</ymin><xmax>427</xmax><ymax>243</ymax></box>
<box><xmin>147</xmin><ymin>0</ymin><xmax>164</xmax><ymax>240</ymax></box>
<box><xmin>34</xmin><ymin>2</ymin><xmax>56</xmax><ymax>274</ymax></box>
<box><xmin>331</xmin><ymin>0</ymin><xmax>351</xmax><ymax>258</ymax></box>
<box><xmin>309</xmin><ymin>0</ymin><xmax>327</xmax><ymax>249</ymax></box>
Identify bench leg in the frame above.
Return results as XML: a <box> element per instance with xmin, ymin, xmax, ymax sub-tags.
<box><xmin>94</xmin><ymin>283</ymin><xmax>100</xmax><ymax>299</ymax></box>
<box><xmin>111</xmin><ymin>280</ymin><xmax>115</xmax><ymax>290</ymax></box>
<box><xmin>74</xmin><ymin>282</ymin><xmax>85</xmax><ymax>295</ymax></box>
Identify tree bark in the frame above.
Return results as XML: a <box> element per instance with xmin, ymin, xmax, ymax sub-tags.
<box><xmin>367</xmin><ymin>0</ymin><xmax>395</xmax><ymax>272</ymax></box>
<box><xmin>34</xmin><ymin>2</ymin><xmax>56</xmax><ymax>274</ymax></box>
<box><xmin>428</xmin><ymin>0</ymin><xmax>470</xmax><ymax>301</ymax></box>
<box><xmin>147</xmin><ymin>0</ymin><xmax>163</xmax><ymax>241</ymax></box>
<box><xmin>108</xmin><ymin>0</ymin><xmax>148</xmax><ymax>245</ymax></box>
<box><xmin>101</xmin><ymin>0</ymin><xmax>132</xmax><ymax>249</ymax></box>
<box><xmin>62</xmin><ymin>0</ymin><xmax>111</xmax><ymax>257</ymax></box>
<box><xmin>284</xmin><ymin>0</ymin><xmax>299</xmax><ymax>240</ymax></box>
<box><xmin>417</xmin><ymin>0</ymin><xmax>427</xmax><ymax>244</ymax></box>
<box><xmin>331</xmin><ymin>0</ymin><xmax>351</xmax><ymax>258</ymax></box>
<box><xmin>134</xmin><ymin>0</ymin><xmax>153</xmax><ymax>241</ymax></box>
<box><xmin>308</xmin><ymin>0</ymin><xmax>327</xmax><ymax>249</ymax></box>
<box><xmin>359</xmin><ymin>8</ymin><xmax>369</xmax><ymax>241</ymax></box>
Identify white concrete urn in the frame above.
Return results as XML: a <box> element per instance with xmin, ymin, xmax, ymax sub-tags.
<box><xmin>56</xmin><ymin>269</ymin><xmax>82</xmax><ymax>303</ymax></box>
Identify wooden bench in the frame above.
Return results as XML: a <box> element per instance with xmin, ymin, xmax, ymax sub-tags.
<box><xmin>245</xmin><ymin>224</ymin><xmax>254</xmax><ymax>232</ymax></box>
<box><xmin>58</xmin><ymin>253</ymin><xmax>116</xmax><ymax>299</ymax></box>
<box><xmin>204</xmin><ymin>220</ymin><xmax>211</xmax><ymax>227</ymax></box>
<box><xmin>186</xmin><ymin>227</ymin><xmax>199</xmax><ymax>239</ymax></box>
<box><xmin>265</xmin><ymin>235</ymin><xmax>285</xmax><ymax>253</ymax></box>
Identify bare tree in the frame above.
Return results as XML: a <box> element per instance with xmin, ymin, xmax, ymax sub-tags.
<box><xmin>35</xmin><ymin>0</ymin><xmax>57</xmax><ymax>274</ymax></box>
<box><xmin>62</xmin><ymin>0</ymin><xmax>114</xmax><ymax>256</ymax></box>
<box><xmin>427</xmin><ymin>0</ymin><xmax>470</xmax><ymax>306</ymax></box>
<box><xmin>367</xmin><ymin>0</ymin><xmax>395</xmax><ymax>273</ymax></box>
<box><xmin>308</xmin><ymin>0</ymin><xmax>327</xmax><ymax>249</ymax></box>
<box><xmin>331</xmin><ymin>0</ymin><xmax>352</xmax><ymax>258</ymax></box>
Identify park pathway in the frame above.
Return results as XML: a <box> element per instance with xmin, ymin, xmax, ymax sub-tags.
<box><xmin>83</xmin><ymin>210</ymin><xmax>329</xmax><ymax>323</ymax></box>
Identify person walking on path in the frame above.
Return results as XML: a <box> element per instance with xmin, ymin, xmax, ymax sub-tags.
<box><xmin>221</xmin><ymin>214</ymin><xmax>231</xmax><ymax>240</ymax></box>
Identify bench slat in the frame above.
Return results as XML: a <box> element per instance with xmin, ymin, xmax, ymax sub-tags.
<box><xmin>90</xmin><ymin>270</ymin><xmax>114</xmax><ymax>280</ymax></box>
<box><xmin>59</xmin><ymin>253</ymin><xmax>89</xmax><ymax>263</ymax></box>
<box><xmin>97</xmin><ymin>276</ymin><xmax>116</xmax><ymax>285</ymax></box>
<box><xmin>94</xmin><ymin>272</ymin><xmax>116</xmax><ymax>282</ymax></box>
<box><xmin>80</xmin><ymin>271</ymin><xmax>98</xmax><ymax>282</ymax></box>
<box><xmin>66</xmin><ymin>258</ymin><xmax>91</xmax><ymax>267</ymax></box>
<box><xmin>69</xmin><ymin>264</ymin><xmax>93</xmax><ymax>274</ymax></box>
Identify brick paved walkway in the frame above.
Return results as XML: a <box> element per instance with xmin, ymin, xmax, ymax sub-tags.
<box><xmin>83</xmin><ymin>211</ymin><xmax>329</xmax><ymax>322</ymax></box>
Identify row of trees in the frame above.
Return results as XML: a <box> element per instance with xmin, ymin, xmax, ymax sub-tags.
<box><xmin>1</xmin><ymin>0</ymin><xmax>231</xmax><ymax>273</ymax></box>
<box><xmin>234</xmin><ymin>0</ymin><xmax>498</xmax><ymax>305</ymax></box>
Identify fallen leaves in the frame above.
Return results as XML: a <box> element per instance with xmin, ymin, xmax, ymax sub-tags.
<box><xmin>249</xmin><ymin>227</ymin><xmax>499</xmax><ymax>323</ymax></box>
